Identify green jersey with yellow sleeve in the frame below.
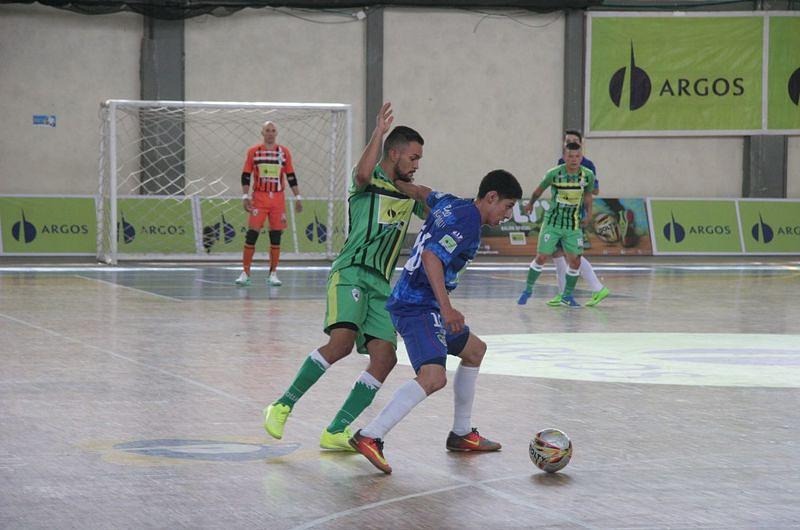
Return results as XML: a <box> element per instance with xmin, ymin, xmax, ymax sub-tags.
<box><xmin>538</xmin><ymin>164</ymin><xmax>595</xmax><ymax>231</ymax></box>
<box><xmin>331</xmin><ymin>166</ymin><xmax>425</xmax><ymax>282</ymax></box>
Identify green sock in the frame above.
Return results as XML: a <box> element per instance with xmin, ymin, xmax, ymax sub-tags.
<box><xmin>563</xmin><ymin>270</ymin><xmax>579</xmax><ymax>297</ymax></box>
<box><xmin>276</xmin><ymin>353</ymin><xmax>327</xmax><ymax>408</ymax></box>
<box><xmin>327</xmin><ymin>375</ymin><xmax>380</xmax><ymax>434</ymax></box>
<box><xmin>525</xmin><ymin>264</ymin><xmax>543</xmax><ymax>292</ymax></box>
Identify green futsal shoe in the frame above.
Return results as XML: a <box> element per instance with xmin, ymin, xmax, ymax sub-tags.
<box><xmin>320</xmin><ymin>426</ymin><xmax>357</xmax><ymax>451</ymax></box>
<box><xmin>235</xmin><ymin>272</ymin><xmax>251</xmax><ymax>287</ymax></box>
<box><xmin>546</xmin><ymin>294</ymin><xmax>563</xmax><ymax>307</ymax></box>
<box><xmin>585</xmin><ymin>286</ymin><xmax>610</xmax><ymax>307</ymax></box>
<box><xmin>263</xmin><ymin>403</ymin><xmax>291</xmax><ymax>439</ymax></box>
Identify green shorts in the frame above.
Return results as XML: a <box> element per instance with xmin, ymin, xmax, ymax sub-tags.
<box><xmin>537</xmin><ymin>224</ymin><xmax>584</xmax><ymax>256</ymax></box>
<box><xmin>324</xmin><ymin>265</ymin><xmax>397</xmax><ymax>354</ymax></box>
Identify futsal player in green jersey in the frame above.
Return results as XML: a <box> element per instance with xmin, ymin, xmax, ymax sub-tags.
<box><xmin>263</xmin><ymin>103</ymin><xmax>427</xmax><ymax>450</ymax></box>
<box><xmin>517</xmin><ymin>142</ymin><xmax>595</xmax><ymax>307</ymax></box>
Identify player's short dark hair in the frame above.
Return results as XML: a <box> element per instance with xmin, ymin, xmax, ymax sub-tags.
<box><xmin>564</xmin><ymin>141</ymin><xmax>582</xmax><ymax>151</ymax></box>
<box><xmin>477</xmin><ymin>169</ymin><xmax>522</xmax><ymax>200</ymax></box>
<box><xmin>384</xmin><ymin>126</ymin><xmax>424</xmax><ymax>155</ymax></box>
<box><xmin>564</xmin><ymin>129</ymin><xmax>583</xmax><ymax>142</ymax></box>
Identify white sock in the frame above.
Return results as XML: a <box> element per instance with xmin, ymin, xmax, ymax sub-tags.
<box><xmin>530</xmin><ymin>260</ymin><xmax>543</xmax><ymax>272</ymax></box>
<box><xmin>356</xmin><ymin>371</ymin><xmax>382</xmax><ymax>390</ymax></box>
<box><xmin>361</xmin><ymin>380</ymin><xmax>427</xmax><ymax>440</ymax></box>
<box><xmin>452</xmin><ymin>364</ymin><xmax>480</xmax><ymax>436</ymax></box>
<box><xmin>579</xmin><ymin>257</ymin><xmax>603</xmax><ymax>292</ymax></box>
<box><xmin>553</xmin><ymin>256</ymin><xmax>567</xmax><ymax>293</ymax></box>
<box><xmin>309</xmin><ymin>349</ymin><xmax>330</xmax><ymax>370</ymax></box>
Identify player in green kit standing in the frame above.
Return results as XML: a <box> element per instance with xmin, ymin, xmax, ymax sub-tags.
<box><xmin>263</xmin><ymin>103</ymin><xmax>427</xmax><ymax>450</ymax></box>
<box><xmin>517</xmin><ymin>142</ymin><xmax>595</xmax><ymax>307</ymax></box>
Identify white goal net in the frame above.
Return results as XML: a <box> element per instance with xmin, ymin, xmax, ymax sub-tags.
<box><xmin>98</xmin><ymin>100</ymin><xmax>351</xmax><ymax>264</ymax></box>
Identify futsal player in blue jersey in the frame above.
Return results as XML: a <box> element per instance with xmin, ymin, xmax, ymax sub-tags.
<box><xmin>349</xmin><ymin>169</ymin><xmax>523</xmax><ymax>474</ymax></box>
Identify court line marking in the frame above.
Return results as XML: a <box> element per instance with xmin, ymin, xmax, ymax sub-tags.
<box><xmin>74</xmin><ymin>275</ymin><xmax>184</xmax><ymax>302</ymax></box>
<box><xmin>290</xmin><ymin>471</ymin><xmax>597</xmax><ymax>530</ymax></box>
<box><xmin>0</xmin><ymin>311</ymin><xmax>252</xmax><ymax>404</ymax></box>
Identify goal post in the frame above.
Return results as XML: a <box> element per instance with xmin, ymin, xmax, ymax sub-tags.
<box><xmin>98</xmin><ymin>100</ymin><xmax>352</xmax><ymax>264</ymax></box>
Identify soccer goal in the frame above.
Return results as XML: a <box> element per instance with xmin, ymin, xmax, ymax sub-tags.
<box><xmin>97</xmin><ymin>100</ymin><xmax>351</xmax><ymax>264</ymax></box>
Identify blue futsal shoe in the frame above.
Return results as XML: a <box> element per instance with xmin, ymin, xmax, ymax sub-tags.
<box><xmin>559</xmin><ymin>295</ymin><xmax>581</xmax><ymax>308</ymax></box>
<box><xmin>517</xmin><ymin>290</ymin><xmax>532</xmax><ymax>305</ymax></box>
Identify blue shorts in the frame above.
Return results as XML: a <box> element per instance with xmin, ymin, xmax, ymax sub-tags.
<box><xmin>389</xmin><ymin>308</ymin><xmax>470</xmax><ymax>373</ymax></box>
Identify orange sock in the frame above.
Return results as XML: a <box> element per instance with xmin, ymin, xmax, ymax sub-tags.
<box><xmin>243</xmin><ymin>244</ymin><xmax>255</xmax><ymax>274</ymax></box>
<box><xmin>269</xmin><ymin>245</ymin><xmax>280</xmax><ymax>273</ymax></box>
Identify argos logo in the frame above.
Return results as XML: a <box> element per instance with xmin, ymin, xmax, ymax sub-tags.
<box><xmin>663</xmin><ymin>212</ymin><xmax>732</xmax><ymax>244</ymax></box>
<box><xmin>609</xmin><ymin>42</ymin><xmax>747</xmax><ymax>112</ymax></box>
<box><xmin>305</xmin><ymin>213</ymin><xmax>327</xmax><ymax>244</ymax></box>
<box><xmin>202</xmin><ymin>214</ymin><xmax>236</xmax><ymax>252</ymax></box>
<box><xmin>11</xmin><ymin>210</ymin><xmax>89</xmax><ymax>244</ymax></box>
<box><xmin>789</xmin><ymin>67</ymin><xmax>800</xmax><ymax>106</ymax></box>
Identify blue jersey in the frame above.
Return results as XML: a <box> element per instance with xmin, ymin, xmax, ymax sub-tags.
<box><xmin>558</xmin><ymin>155</ymin><xmax>598</xmax><ymax>191</ymax></box>
<box><xmin>387</xmin><ymin>192</ymin><xmax>481</xmax><ymax>312</ymax></box>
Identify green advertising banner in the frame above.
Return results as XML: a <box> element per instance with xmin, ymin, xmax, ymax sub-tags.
<box><xmin>199</xmin><ymin>197</ymin><xmax>345</xmax><ymax>255</ymax></box>
<box><xmin>292</xmin><ymin>200</ymin><xmax>346</xmax><ymax>254</ymax></box>
<box><xmin>768</xmin><ymin>16</ymin><xmax>800</xmax><ymax>131</ymax></box>
<box><xmin>116</xmin><ymin>197</ymin><xmax>196</xmax><ymax>254</ymax></box>
<box><xmin>738</xmin><ymin>200</ymin><xmax>800</xmax><ymax>254</ymax></box>
<box><xmin>0</xmin><ymin>196</ymin><xmax>96</xmax><ymax>254</ymax></box>
<box><xmin>648</xmin><ymin>199</ymin><xmax>742</xmax><ymax>254</ymax></box>
<box><xmin>589</xmin><ymin>15</ymin><xmax>764</xmax><ymax>134</ymax></box>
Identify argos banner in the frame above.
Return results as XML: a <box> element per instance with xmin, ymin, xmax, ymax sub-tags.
<box><xmin>738</xmin><ymin>200</ymin><xmax>800</xmax><ymax>254</ymax></box>
<box><xmin>198</xmin><ymin>197</ymin><xmax>345</xmax><ymax>255</ymax></box>
<box><xmin>0</xmin><ymin>196</ymin><xmax>96</xmax><ymax>255</ymax></box>
<box><xmin>647</xmin><ymin>199</ymin><xmax>742</xmax><ymax>254</ymax></box>
<box><xmin>648</xmin><ymin>198</ymin><xmax>800</xmax><ymax>255</ymax></box>
<box><xmin>588</xmin><ymin>13</ymin><xmax>800</xmax><ymax>136</ymax></box>
<box><xmin>768</xmin><ymin>16</ymin><xmax>800</xmax><ymax>131</ymax></box>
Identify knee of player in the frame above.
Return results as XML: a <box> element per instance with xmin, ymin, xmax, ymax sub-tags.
<box><xmin>417</xmin><ymin>367</ymin><xmax>447</xmax><ymax>394</ymax></box>
<box><xmin>321</xmin><ymin>340</ymin><xmax>355</xmax><ymax>362</ymax></box>
<box><xmin>427</xmin><ymin>375</ymin><xmax>447</xmax><ymax>394</ymax></box>
<box><xmin>461</xmin><ymin>338</ymin><xmax>487</xmax><ymax>366</ymax></box>
<box><xmin>245</xmin><ymin>229</ymin><xmax>260</xmax><ymax>246</ymax></box>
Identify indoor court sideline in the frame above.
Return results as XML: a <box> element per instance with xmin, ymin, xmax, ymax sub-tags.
<box><xmin>1</xmin><ymin>256</ymin><xmax>799</xmax><ymax>529</ymax></box>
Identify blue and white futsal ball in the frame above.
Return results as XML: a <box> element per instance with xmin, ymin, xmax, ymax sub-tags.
<box><xmin>529</xmin><ymin>428</ymin><xmax>572</xmax><ymax>473</ymax></box>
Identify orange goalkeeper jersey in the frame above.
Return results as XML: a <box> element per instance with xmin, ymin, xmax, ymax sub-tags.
<box><xmin>243</xmin><ymin>143</ymin><xmax>295</xmax><ymax>193</ymax></box>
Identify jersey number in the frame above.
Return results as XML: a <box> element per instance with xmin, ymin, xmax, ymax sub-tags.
<box><xmin>404</xmin><ymin>231</ymin><xmax>433</xmax><ymax>273</ymax></box>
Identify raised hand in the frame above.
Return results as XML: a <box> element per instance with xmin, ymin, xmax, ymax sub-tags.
<box><xmin>377</xmin><ymin>101</ymin><xmax>394</xmax><ymax>136</ymax></box>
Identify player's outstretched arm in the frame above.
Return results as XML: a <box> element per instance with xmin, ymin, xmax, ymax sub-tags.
<box><xmin>393</xmin><ymin>178</ymin><xmax>432</xmax><ymax>203</ymax></box>
<box><xmin>524</xmin><ymin>185</ymin><xmax>545</xmax><ymax>215</ymax></box>
<box><xmin>353</xmin><ymin>102</ymin><xmax>394</xmax><ymax>188</ymax></box>
<box><xmin>421</xmin><ymin>250</ymin><xmax>465</xmax><ymax>334</ymax></box>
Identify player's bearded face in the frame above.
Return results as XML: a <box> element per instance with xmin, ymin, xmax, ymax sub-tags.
<box><xmin>393</xmin><ymin>142</ymin><xmax>422</xmax><ymax>182</ymax></box>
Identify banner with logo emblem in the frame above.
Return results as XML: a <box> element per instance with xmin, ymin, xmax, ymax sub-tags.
<box><xmin>588</xmin><ymin>14</ymin><xmax>764</xmax><ymax>135</ymax></box>
<box><xmin>198</xmin><ymin>197</ymin><xmax>345</xmax><ymax>255</ymax></box>
<box><xmin>480</xmin><ymin>198</ymin><xmax>652</xmax><ymax>256</ymax></box>
<box><xmin>115</xmin><ymin>197</ymin><xmax>197</xmax><ymax>254</ymax></box>
<box><xmin>0</xmin><ymin>196</ymin><xmax>96</xmax><ymax>255</ymax></box>
<box><xmin>647</xmin><ymin>199</ymin><xmax>742</xmax><ymax>254</ymax></box>
<box><xmin>738</xmin><ymin>200</ymin><xmax>800</xmax><ymax>254</ymax></box>
<box><xmin>768</xmin><ymin>16</ymin><xmax>800</xmax><ymax>131</ymax></box>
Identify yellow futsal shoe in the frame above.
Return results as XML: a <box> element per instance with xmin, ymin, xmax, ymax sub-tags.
<box><xmin>320</xmin><ymin>426</ymin><xmax>357</xmax><ymax>451</ymax></box>
<box><xmin>263</xmin><ymin>403</ymin><xmax>291</xmax><ymax>439</ymax></box>
<box><xmin>585</xmin><ymin>286</ymin><xmax>610</xmax><ymax>307</ymax></box>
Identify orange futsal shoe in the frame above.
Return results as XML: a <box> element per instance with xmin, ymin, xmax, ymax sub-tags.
<box><xmin>446</xmin><ymin>428</ymin><xmax>502</xmax><ymax>452</ymax></box>
<box><xmin>349</xmin><ymin>429</ymin><xmax>392</xmax><ymax>474</ymax></box>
